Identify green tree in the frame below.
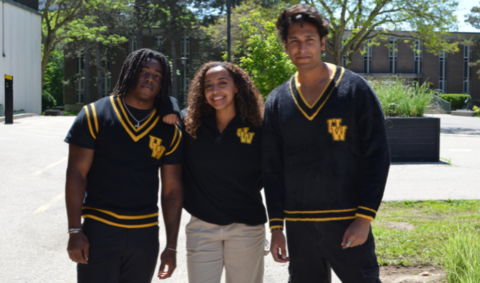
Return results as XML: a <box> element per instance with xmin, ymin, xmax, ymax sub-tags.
<box><xmin>302</xmin><ymin>0</ymin><xmax>459</xmax><ymax>67</ymax></box>
<box><xmin>42</xmin><ymin>46</ymin><xmax>64</xmax><ymax>105</ymax></box>
<box><xmin>237</xmin><ymin>11</ymin><xmax>296</xmax><ymax>97</ymax></box>
<box><xmin>465</xmin><ymin>2</ymin><xmax>480</xmax><ymax>78</ymax></box>
<box><xmin>41</xmin><ymin>0</ymin><xmax>127</xmax><ymax>89</ymax></box>
<box><xmin>203</xmin><ymin>0</ymin><xmax>298</xmax><ymax>64</ymax></box>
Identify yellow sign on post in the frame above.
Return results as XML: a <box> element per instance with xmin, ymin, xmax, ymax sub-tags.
<box><xmin>5</xmin><ymin>74</ymin><xmax>13</xmax><ymax>80</ymax></box>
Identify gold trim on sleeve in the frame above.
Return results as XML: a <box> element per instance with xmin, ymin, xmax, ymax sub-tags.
<box><xmin>165</xmin><ymin>126</ymin><xmax>182</xmax><ymax>155</ymax></box>
<box><xmin>91</xmin><ymin>104</ymin><xmax>99</xmax><ymax>133</ymax></box>
<box><xmin>84</xmin><ymin>106</ymin><xmax>97</xmax><ymax>139</ymax></box>
<box><xmin>358</xmin><ymin>206</ymin><xmax>377</xmax><ymax>214</ymax></box>
<box><xmin>356</xmin><ymin>213</ymin><xmax>375</xmax><ymax>221</ymax></box>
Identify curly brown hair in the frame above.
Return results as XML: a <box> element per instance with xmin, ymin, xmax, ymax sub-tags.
<box><xmin>276</xmin><ymin>4</ymin><xmax>329</xmax><ymax>43</ymax></box>
<box><xmin>184</xmin><ymin>62</ymin><xmax>264</xmax><ymax>138</ymax></box>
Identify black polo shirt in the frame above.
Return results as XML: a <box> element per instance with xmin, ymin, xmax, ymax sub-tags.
<box><xmin>182</xmin><ymin>114</ymin><xmax>267</xmax><ymax>226</ymax></box>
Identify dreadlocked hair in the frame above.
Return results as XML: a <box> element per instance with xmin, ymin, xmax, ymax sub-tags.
<box><xmin>111</xmin><ymin>48</ymin><xmax>171</xmax><ymax>112</ymax></box>
<box><xmin>184</xmin><ymin>62</ymin><xmax>264</xmax><ymax>139</ymax></box>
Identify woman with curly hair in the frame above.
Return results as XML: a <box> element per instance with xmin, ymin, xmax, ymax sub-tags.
<box><xmin>182</xmin><ymin>61</ymin><xmax>267</xmax><ymax>283</ymax></box>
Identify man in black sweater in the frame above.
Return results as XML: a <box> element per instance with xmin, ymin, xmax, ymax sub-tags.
<box><xmin>263</xmin><ymin>4</ymin><xmax>390</xmax><ymax>283</ymax></box>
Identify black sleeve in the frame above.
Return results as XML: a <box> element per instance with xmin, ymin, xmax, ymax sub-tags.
<box><xmin>355</xmin><ymin>81</ymin><xmax>391</xmax><ymax>221</ymax></box>
<box><xmin>64</xmin><ymin>105</ymin><xmax>97</xmax><ymax>150</ymax></box>
<box><xmin>159</xmin><ymin>96</ymin><xmax>181</xmax><ymax>117</ymax></box>
<box><xmin>262</xmin><ymin>94</ymin><xmax>285</xmax><ymax>230</ymax></box>
<box><xmin>162</xmin><ymin>125</ymin><xmax>184</xmax><ymax>165</ymax></box>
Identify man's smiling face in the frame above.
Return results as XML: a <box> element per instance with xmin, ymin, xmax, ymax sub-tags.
<box><xmin>131</xmin><ymin>58</ymin><xmax>163</xmax><ymax>103</ymax></box>
<box><xmin>284</xmin><ymin>21</ymin><xmax>326</xmax><ymax>71</ymax></box>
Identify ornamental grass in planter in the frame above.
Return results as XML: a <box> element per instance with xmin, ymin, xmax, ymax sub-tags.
<box><xmin>368</xmin><ymin>78</ymin><xmax>433</xmax><ymax>118</ymax></box>
<box><xmin>367</xmin><ymin>78</ymin><xmax>440</xmax><ymax>162</ymax></box>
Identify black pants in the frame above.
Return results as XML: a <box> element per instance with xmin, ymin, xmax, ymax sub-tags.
<box><xmin>77</xmin><ymin>219</ymin><xmax>159</xmax><ymax>283</ymax></box>
<box><xmin>286</xmin><ymin>220</ymin><xmax>381</xmax><ymax>283</ymax></box>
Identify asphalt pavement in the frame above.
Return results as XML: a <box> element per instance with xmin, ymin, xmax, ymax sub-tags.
<box><xmin>0</xmin><ymin>114</ymin><xmax>479</xmax><ymax>283</ymax></box>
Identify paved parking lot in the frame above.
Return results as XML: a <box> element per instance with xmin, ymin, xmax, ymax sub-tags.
<box><xmin>0</xmin><ymin>115</ymin><xmax>479</xmax><ymax>283</ymax></box>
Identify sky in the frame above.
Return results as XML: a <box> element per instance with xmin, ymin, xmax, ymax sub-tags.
<box><xmin>456</xmin><ymin>0</ymin><xmax>480</xmax><ymax>32</ymax></box>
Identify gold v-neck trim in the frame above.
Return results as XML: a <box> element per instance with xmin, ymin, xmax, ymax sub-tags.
<box><xmin>116</xmin><ymin>94</ymin><xmax>157</xmax><ymax>132</ymax></box>
<box><xmin>295</xmin><ymin>63</ymin><xmax>337</xmax><ymax>109</ymax></box>
<box><xmin>110</xmin><ymin>95</ymin><xmax>160</xmax><ymax>142</ymax></box>
<box><xmin>289</xmin><ymin>65</ymin><xmax>345</xmax><ymax>121</ymax></box>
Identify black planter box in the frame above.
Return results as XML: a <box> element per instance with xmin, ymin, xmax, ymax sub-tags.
<box><xmin>385</xmin><ymin>117</ymin><xmax>440</xmax><ymax>162</ymax></box>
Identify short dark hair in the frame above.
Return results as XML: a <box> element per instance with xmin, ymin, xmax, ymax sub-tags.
<box><xmin>276</xmin><ymin>4</ymin><xmax>329</xmax><ymax>43</ymax></box>
<box><xmin>112</xmin><ymin>48</ymin><xmax>171</xmax><ymax>112</ymax></box>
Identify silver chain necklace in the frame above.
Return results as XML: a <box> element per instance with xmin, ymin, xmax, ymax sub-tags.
<box><xmin>122</xmin><ymin>96</ymin><xmax>154</xmax><ymax>129</ymax></box>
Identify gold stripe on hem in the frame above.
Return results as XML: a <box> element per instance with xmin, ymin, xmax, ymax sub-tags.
<box><xmin>82</xmin><ymin>215</ymin><xmax>159</xmax><ymax>228</ymax></box>
<box><xmin>84</xmin><ymin>106</ymin><xmax>96</xmax><ymax>139</ymax></box>
<box><xmin>284</xmin><ymin>208</ymin><xmax>357</xmax><ymax>214</ymax></box>
<box><xmin>82</xmin><ymin>206</ymin><xmax>158</xmax><ymax>219</ymax></box>
<box><xmin>285</xmin><ymin>216</ymin><xmax>356</xmax><ymax>222</ymax></box>
<box><xmin>269</xmin><ymin>218</ymin><xmax>285</xmax><ymax>222</ymax></box>
<box><xmin>358</xmin><ymin>206</ymin><xmax>377</xmax><ymax>214</ymax></box>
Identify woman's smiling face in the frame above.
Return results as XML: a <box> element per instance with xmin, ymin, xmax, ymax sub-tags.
<box><xmin>204</xmin><ymin>66</ymin><xmax>238</xmax><ymax>112</ymax></box>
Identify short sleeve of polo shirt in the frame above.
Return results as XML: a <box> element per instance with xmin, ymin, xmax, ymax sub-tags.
<box><xmin>162</xmin><ymin>125</ymin><xmax>184</xmax><ymax>165</ymax></box>
<box><xmin>64</xmin><ymin>106</ymin><xmax>96</xmax><ymax>150</ymax></box>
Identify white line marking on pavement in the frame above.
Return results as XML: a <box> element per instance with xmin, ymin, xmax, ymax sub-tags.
<box><xmin>33</xmin><ymin>193</ymin><xmax>65</xmax><ymax>214</ymax></box>
<box><xmin>12</xmin><ymin>132</ymin><xmax>65</xmax><ymax>139</ymax></box>
<box><xmin>32</xmin><ymin>157</ymin><xmax>68</xmax><ymax>176</ymax></box>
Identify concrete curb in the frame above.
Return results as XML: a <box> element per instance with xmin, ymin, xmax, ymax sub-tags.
<box><xmin>0</xmin><ymin>113</ymin><xmax>40</xmax><ymax>122</ymax></box>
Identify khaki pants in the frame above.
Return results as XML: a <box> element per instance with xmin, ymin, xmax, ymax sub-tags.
<box><xmin>186</xmin><ymin>216</ymin><xmax>265</xmax><ymax>283</ymax></box>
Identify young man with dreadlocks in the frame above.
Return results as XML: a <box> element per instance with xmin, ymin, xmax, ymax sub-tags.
<box><xmin>263</xmin><ymin>4</ymin><xmax>390</xmax><ymax>282</ymax></box>
<box><xmin>65</xmin><ymin>48</ymin><xmax>183</xmax><ymax>282</ymax></box>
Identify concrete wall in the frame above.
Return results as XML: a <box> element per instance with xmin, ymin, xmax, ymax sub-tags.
<box><xmin>0</xmin><ymin>1</ymin><xmax>42</xmax><ymax>115</ymax></box>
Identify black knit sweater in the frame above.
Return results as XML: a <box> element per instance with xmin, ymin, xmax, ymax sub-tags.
<box><xmin>262</xmin><ymin>64</ymin><xmax>391</xmax><ymax>230</ymax></box>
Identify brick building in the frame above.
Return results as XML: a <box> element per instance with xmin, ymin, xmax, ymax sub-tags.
<box><xmin>64</xmin><ymin>30</ymin><xmax>480</xmax><ymax>112</ymax></box>
<box><xmin>324</xmin><ymin>31</ymin><xmax>480</xmax><ymax>105</ymax></box>
<box><xmin>63</xmin><ymin>29</ymin><xmax>215</xmax><ymax>112</ymax></box>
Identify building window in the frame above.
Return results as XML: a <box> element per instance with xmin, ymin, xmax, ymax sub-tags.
<box><xmin>102</xmin><ymin>60</ymin><xmax>112</xmax><ymax>97</ymax></box>
<box><xmin>342</xmin><ymin>38</ymin><xmax>347</xmax><ymax>67</ymax></box>
<box><xmin>389</xmin><ymin>38</ymin><xmax>398</xmax><ymax>74</ymax></box>
<box><xmin>129</xmin><ymin>36</ymin><xmax>137</xmax><ymax>53</ymax></box>
<box><xmin>464</xmin><ymin>45</ymin><xmax>471</xmax><ymax>94</ymax></box>
<box><xmin>180</xmin><ymin>36</ymin><xmax>190</xmax><ymax>101</ymax></box>
<box><xmin>414</xmin><ymin>40</ymin><xmax>422</xmax><ymax>74</ymax></box>
<box><xmin>154</xmin><ymin>36</ymin><xmax>164</xmax><ymax>52</ymax></box>
<box><xmin>76</xmin><ymin>55</ymin><xmax>85</xmax><ymax>104</ymax></box>
<box><xmin>439</xmin><ymin>51</ymin><xmax>447</xmax><ymax>93</ymax></box>
<box><xmin>363</xmin><ymin>39</ymin><xmax>372</xmax><ymax>73</ymax></box>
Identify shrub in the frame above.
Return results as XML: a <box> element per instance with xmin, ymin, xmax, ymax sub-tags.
<box><xmin>473</xmin><ymin>106</ymin><xmax>480</xmax><ymax>117</ymax></box>
<box><xmin>440</xmin><ymin>226</ymin><xmax>480</xmax><ymax>283</ymax></box>
<box><xmin>42</xmin><ymin>90</ymin><xmax>57</xmax><ymax>112</ymax></box>
<box><xmin>438</xmin><ymin>94</ymin><xmax>471</xmax><ymax>110</ymax></box>
<box><xmin>368</xmin><ymin>77</ymin><xmax>433</xmax><ymax>117</ymax></box>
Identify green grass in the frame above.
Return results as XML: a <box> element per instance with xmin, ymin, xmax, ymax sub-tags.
<box><xmin>368</xmin><ymin>77</ymin><xmax>433</xmax><ymax>117</ymax></box>
<box><xmin>441</xmin><ymin>226</ymin><xmax>480</xmax><ymax>283</ymax></box>
<box><xmin>373</xmin><ymin>200</ymin><xmax>480</xmax><ymax>267</ymax></box>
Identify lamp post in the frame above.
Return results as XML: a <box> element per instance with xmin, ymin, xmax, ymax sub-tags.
<box><xmin>227</xmin><ymin>0</ymin><xmax>231</xmax><ymax>62</ymax></box>
<box><xmin>180</xmin><ymin>57</ymin><xmax>188</xmax><ymax>104</ymax></box>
